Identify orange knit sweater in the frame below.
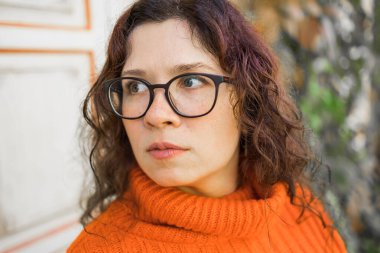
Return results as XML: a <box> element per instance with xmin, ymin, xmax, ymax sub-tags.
<box><xmin>68</xmin><ymin>168</ymin><xmax>347</xmax><ymax>253</ymax></box>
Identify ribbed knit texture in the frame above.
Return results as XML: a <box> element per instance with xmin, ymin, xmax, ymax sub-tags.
<box><xmin>68</xmin><ymin>168</ymin><xmax>347</xmax><ymax>253</ymax></box>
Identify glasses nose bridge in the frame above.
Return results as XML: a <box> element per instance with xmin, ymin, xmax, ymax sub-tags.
<box><xmin>147</xmin><ymin>82</ymin><xmax>172</xmax><ymax>109</ymax></box>
<box><xmin>149</xmin><ymin>82</ymin><xmax>171</xmax><ymax>100</ymax></box>
<box><xmin>150</xmin><ymin>83</ymin><xmax>170</xmax><ymax>92</ymax></box>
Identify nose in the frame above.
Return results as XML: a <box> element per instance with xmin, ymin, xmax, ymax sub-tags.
<box><xmin>143</xmin><ymin>89</ymin><xmax>181</xmax><ymax>129</ymax></box>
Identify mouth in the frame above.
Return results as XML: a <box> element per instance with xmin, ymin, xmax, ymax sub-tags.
<box><xmin>147</xmin><ymin>142</ymin><xmax>188</xmax><ymax>160</ymax></box>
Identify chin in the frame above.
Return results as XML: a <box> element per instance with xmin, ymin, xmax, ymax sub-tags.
<box><xmin>144</xmin><ymin>166</ymin><xmax>196</xmax><ymax>188</ymax></box>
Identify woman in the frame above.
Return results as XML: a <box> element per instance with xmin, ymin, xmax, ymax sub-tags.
<box><xmin>69</xmin><ymin>0</ymin><xmax>347</xmax><ymax>252</ymax></box>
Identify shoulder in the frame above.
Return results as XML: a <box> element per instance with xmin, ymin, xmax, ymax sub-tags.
<box><xmin>67</xmin><ymin>199</ymin><xmax>138</xmax><ymax>253</ymax></box>
<box><xmin>276</xmin><ymin>185</ymin><xmax>347</xmax><ymax>252</ymax></box>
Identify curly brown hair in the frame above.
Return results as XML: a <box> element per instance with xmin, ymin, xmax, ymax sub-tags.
<box><xmin>80</xmin><ymin>0</ymin><xmax>326</xmax><ymax>227</ymax></box>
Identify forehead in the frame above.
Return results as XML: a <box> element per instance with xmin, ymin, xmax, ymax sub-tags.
<box><xmin>123</xmin><ymin>19</ymin><xmax>221</xmax><ymax>76</ymax></box>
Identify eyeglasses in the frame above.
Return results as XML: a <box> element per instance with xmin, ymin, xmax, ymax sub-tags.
<box><xmin>105</xmin><ymin>72</ymin><xmax>231</xmax><ymax>119</ymax></box>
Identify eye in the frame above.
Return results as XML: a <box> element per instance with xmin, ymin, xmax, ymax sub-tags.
<box><xmin>124</xmin><ymin>80</ymin><xmax>148</xmax><ymax>95</ymax></box>
<box><xmin>181</xmin><ymin>75</ymin><xmax>209</xmax><ymax>88</ymax></box>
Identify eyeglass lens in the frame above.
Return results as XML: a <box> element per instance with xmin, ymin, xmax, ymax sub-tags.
<box><xmin>108</xmin><ymin>74</ymin><xmax>217</xmax><ymax>118</ymax></box>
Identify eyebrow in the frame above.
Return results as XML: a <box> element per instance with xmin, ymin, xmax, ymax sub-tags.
<box><xmin>121</xmin><ymin>62</ymin><xmax>217</xmax><ymax>77</ymax></box>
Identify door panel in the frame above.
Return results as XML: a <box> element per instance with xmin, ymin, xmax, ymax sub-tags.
<box><xmin>0</xmin><ymin>1</ymin><xmax>133</xmax><ymax>251</ymax></box>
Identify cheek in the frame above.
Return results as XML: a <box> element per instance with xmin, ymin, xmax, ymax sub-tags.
<box><xmin>123</xmin><ymin>121</ymin><xmax>143</xmax><ymax>154</ymax></box>
<box><xmin>215</xmin><ymin>93</ymin><xmax>240</xmax><ymax>147</ymax></box>
<box><xmin>215</xmin><ymin>89</ymin><xmax>239</xmax><ymax>133</ymax></box>
<box><xmin>190</xmin><ymin>92</ymin><xmax>240</xmax><ymax>153</ymax></box>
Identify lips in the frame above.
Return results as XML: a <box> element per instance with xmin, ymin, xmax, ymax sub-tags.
<box><xmin>147</xmin><ymin>142</ymin><xmax>188</xmax><ymax>159</ymax></box>
<box><xmin>147</xmin><ymin>142</ymin><xmax>186</xmax><ymax>151</ymax></box>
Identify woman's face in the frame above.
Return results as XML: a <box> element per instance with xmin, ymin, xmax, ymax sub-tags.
<box><xmin>122</xmin><ymin>19</ymin><xmax>241</xmax><ymax>197</ymax></box>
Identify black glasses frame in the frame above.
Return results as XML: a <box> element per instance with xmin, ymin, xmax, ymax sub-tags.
<box><xmin>104</xmin><ymin>72</ymin><xmax>231</xmax><ymax>119</ymax></box>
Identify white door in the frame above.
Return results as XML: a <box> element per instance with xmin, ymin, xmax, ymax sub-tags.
<box><xmin>0</xmin><ymin>1</ymin><xmax>133</xmax><ymax>252</ymax></box>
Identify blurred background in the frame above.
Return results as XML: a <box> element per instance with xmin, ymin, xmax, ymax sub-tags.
<box><xmin>231</xmin><ymin>0</ymin><xmax>380</xmax><ymax>252</ymax></box>
<box><xmin>0</xmin><ymin>0</ymin><xmax>378</xmax><ymax>252</ymax></box>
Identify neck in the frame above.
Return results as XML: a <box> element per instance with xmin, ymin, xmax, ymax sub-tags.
<box><xmin>122</xmin><ymin>167</ymin><xmax>288</xmax><ymax>241</ymax></box>
<box><xmin>176</xmin><ymin>160</ymin><xmax>240</xmax><ymax>198</ymax></box>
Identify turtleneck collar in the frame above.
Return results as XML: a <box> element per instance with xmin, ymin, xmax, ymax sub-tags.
<box><xmin>122</xmin><ymin>167</ymin><xmax>288</xmax><ymax>242</ymax></box>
